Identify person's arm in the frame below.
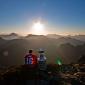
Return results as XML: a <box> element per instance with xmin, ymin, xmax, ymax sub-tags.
<box><xmin>44</xmin><ymin>56</ymin><xmax>47</xmax><ymax>62</ymax></box>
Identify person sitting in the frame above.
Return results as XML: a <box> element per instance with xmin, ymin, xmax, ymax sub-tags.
<box><xmin>37</xmin><ymin>48</ymin><xmax>47</xmax><ymax>70</ymax></box>
<box><xmin>24</xmin><ymin>49</ymin><xmax>37</xmax><ymax>68</ymax></box>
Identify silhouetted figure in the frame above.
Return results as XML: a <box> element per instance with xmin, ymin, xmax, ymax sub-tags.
<box><xmin>38</xmin><ymin>49</ymin><xmax>47</xmax><ymax>70</ymax></box>
<box><xmin>24</xmin><ymin>49</ymin><xmax>37</xmax><ymax>68</ymax></box>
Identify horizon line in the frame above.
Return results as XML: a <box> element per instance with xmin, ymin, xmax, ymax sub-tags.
<box><xmin>0</xmin><ymin>32</ymin><xmax>85</xmax><ymax>36</ymax></box>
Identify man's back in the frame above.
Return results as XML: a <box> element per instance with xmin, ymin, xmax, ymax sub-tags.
<box><xmin>25</xmin><ymin>54</ymin><xmax>37</xmax><ymax>65</ymax></box>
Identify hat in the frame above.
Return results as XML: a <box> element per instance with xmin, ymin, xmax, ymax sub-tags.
<box><xmin>38</xmin><ymin>48</ymin><xmax>44</xmax><ymax>53</ymax></box>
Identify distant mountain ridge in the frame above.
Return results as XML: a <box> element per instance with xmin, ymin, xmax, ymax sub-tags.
<box><xmin>46</xmin><ymin>34</ymin><xmax>62</xmax><ymax>39</ymax></box>
<box><xmin>0</xmin><ymin>33</ymin><xmax>22</xmax><ymax>40</ymax></box>
<box><xmin>0</xmin><ymin>33</ymin><xmax>85</xmax><ymax>41</ymax></box>
<box><xmin>71</xmin><ymin>35</ymin><xmax>85</xmax><ymax>41</ymax></box>
<box><xmin>56</xmin><ymin>37</ymin><xmax>84</xmax><ymax>46</ymax></box>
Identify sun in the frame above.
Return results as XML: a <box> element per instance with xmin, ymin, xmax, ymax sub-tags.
<box><xmin>32</xmin><ymin>21</ymin><xmax>45</xmax><ymax>35</ymax></box>
<box><xmin>33</xmin><ymin>21</ymin><xmax>44</xmax><ymax>31</ymax></box>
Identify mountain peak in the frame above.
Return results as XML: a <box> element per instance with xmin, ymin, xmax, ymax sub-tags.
<box><xmin>9</xmin><ymin>33</ymin><xmax>19</xmax><ymax>36</ymax></box>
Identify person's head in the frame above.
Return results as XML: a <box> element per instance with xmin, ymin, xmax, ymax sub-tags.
<box><xmin>29</xmin><ymin>49</ymin><xmax>33</xmax><ymax>54</ymax></box>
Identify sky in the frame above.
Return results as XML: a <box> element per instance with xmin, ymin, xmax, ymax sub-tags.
<box><xmin>0</xmin><ymin>0</ymin><xmax>85</xmax><ymax>35</ymax></box>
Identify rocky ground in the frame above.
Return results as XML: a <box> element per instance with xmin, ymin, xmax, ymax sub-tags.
<box><xmin>0</xmin><ymin>64</ymin><xmax>85</xmax><ymax>85</ymax></box>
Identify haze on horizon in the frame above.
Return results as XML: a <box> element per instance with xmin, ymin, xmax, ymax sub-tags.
<box><xmin>0</xmin><ymin>0</ymin><xmax>85</xmax><ymax>35</ymax></box>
